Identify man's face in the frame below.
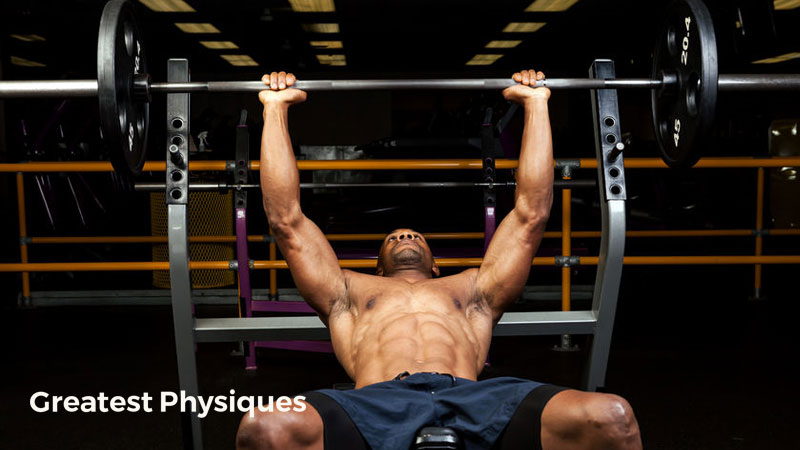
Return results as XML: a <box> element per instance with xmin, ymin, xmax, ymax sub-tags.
<box><xmin>376</xmin><ymin>229</ymin><xmax>439</xmax><ymax>277</ymax></box>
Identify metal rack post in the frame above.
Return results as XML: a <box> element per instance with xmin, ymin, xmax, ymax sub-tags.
<box><xmin>585</xmin><ymin>60</ymin><xmax>627</xmax><ymax>391</ymax></box>
<box><xmin>166</xmin><ymin>58</ymin><xmax>203</xmax><ymax>450</ymax></box>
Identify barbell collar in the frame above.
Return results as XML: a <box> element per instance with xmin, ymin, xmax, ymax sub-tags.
<box><xmin>718</xmin><ymin>74</ymin><xmax>800</xmax><ymax>91</ymax></box>
<box><xmin>0</xmin><ymin>80</ymin><xmax>98</xmax><ymax>98</ymax></box>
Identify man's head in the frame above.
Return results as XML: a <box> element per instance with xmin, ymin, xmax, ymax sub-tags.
<box><xmin>376</xmin><ymin>228</ymin><xmax>440</xmax><ymax>278</ymax></box>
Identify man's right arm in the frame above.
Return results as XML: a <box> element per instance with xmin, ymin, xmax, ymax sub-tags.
<box><xmin>259</xmin><ymin>72</ymin><xmax>346</xmax><ymax>324</ymax></box>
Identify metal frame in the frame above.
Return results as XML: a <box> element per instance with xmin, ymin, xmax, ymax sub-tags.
<box><xmin>165</xmin><ymin>59</ymin><xmax>203</xmax><ymax>450</ymax></box>
<box><xmin>232</xmin><ymin>111</ymin><xmax>257</xmax><ymax>370</ymax></box>
<box><xmin>585</xmin><ymin>60</ymin><xmax>627</xmax><ymax>391</ymax></box>
<box><xmin>194</xmin><ymin>310</ymin><xmax>598</xmax><ymax>343</ymax></box>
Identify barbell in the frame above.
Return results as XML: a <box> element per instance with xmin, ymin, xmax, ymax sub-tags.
<box><xmin>1</xmin><ymin>0</ymin><xmax>799</xmax><ymax>175</ymax></box>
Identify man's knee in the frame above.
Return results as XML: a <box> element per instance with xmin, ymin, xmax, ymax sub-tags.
<box><xmin>236</xmin><ymin>407</ymin><xmax>323</xmax><ymax>450</ymax></box>
<box><xmin>581</xmin><ymin>394</ymin><xmax>641</xmax><ymax>448</ymax></box>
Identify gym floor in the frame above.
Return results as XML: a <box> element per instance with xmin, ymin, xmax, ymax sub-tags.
<box><xmin>2</xmin><ymin>264</ymin><xmax>797</xmax><ymax>449</ymax></box>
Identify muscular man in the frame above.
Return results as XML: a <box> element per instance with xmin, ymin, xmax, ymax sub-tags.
<box><xmin>237</xmin><ymin>70</ymin><xmax>642</xmax><ymax>450</ymax></box>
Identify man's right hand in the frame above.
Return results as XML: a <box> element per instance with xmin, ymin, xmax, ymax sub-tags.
<box><xmin>258</xmin><ymin>71</ymin><xmax>307</xmax><ymax>105</ymax></box>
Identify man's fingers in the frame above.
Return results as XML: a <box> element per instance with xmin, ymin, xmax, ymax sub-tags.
<box><xmin>512</xmin><ymin>70</ymin><xmax>546</xmax><ymax>86</ymax></box>
<box><xmin>261</xmin><ymin>72</ymin><xmax>297</xmax><ymax>89</ymax></box>
<box><xmin>278</xmin><ymin>72</ymin><xmax>287</xmax><ymax>89</ymax></box>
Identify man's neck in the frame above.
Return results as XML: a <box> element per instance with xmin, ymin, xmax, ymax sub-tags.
<box><xmin>386</xmin><ymin>268</ymin><xmax>431</xmax><ymax>282</ymax></box>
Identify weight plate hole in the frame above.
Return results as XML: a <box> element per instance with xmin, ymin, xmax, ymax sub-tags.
<box><xmin>609</xmin><ymin>167</ymin><xmax>620</xmax><ymax>178</ymax></box>
<box><xmin>660</xmin><ymin>120</ymin><xmax>670</xmax><ymax>137</ymax></box>
<box><xmin>666</xmin><ymin>26</ymin><xmax>678</xmax><ymax>57</ymax></box>
<box><xmin>604</xmin><ymin>117</ymin><xmax>616</xmax><ymax>127</ymax></box>
<box><xmin>171</xmin><ymin>135</ymin><xmax>184</xmax><ymax>146</ymax></box>
<box><xmin>172</xmin><ymin>118</ymin><xmax>184</xmax><ymax>129</ymax></box>
<box><xmin>170</xmin><ymin>171</ymin><xmax>183</xmax><ymax>182</ymax></box>
<box><xmin>686</xmin><ymin>72</ymin><xmax>700</xmax><ymax>116</ymax></box>
<box><xmin>170</xmin><ymin>189</ymin><xmax>183</xmax><ymax>200</ymax></box>
<box><xmin>124</xmin><ymin>21</ymin><xmax>135</xmax><ymax>57</ymax></box>
<box><xmin>605</xmin><ymin>134</ymin><xmax>617</xmax><ymax>144</ymax></box>
<box><xmin>118</xmin><ymin>109</ymin><xmax>128</xmax><ymax>136</ymax></box>
<box><xmin>610</xmin><ymin>185</ymin><xmax>622</xmax><ymax>195</ymax></box>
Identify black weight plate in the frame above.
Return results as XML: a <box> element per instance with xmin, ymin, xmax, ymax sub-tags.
<box><xmin>97</xmin><ymin>0</ymin><xmax>149</xmax><ymax>176</ymax></box>
<box><xmin>651</xmin><ymin>0</ymin><xmax>718</xmax><ymax>168</ymax></box>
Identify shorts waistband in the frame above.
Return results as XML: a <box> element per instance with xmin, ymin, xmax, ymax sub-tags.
<box><xmin>393</xmin><ymin>371</ymin><xmax>457</xmax><ymax>384</ymax></box>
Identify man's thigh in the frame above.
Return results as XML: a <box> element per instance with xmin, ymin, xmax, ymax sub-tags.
<box><xmin>302</xmin><ymin>392</ymin><xmax>370</xmax><ymax>450</ymax></box>
<box><xmin>492</xmin><ymin>385</ymin><xmax>569</xmax><ymax>450</ymax></box>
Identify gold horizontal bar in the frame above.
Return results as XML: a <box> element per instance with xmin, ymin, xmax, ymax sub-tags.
<box><xmin>3</xmin><ymin>157</ymin><xmax>800</xmax><ymax>173</ymax></box>
<box><xmin>2</xmin><ymin>255</ymin><xmax>799</xmax><ymax>272</ymax></box>
<box><xmin>28</xmin><ymin>229</ymin><xmax>798</xmax><ymax>245</ymax></box>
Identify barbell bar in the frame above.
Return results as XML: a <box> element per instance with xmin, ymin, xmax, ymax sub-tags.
<box><xmin>132</xmin><ymin>179</ymin><xmax>595</xmax><ymax>191</ymax></box>
<box><xmin>1</xmin><ymin>0</ymin><xmax>799</xmax><ymax>174</ymax></box>
<box><xmin>4</xmin><ymin>75</ymin><xmax>800</xmax><ymax>99</ymax></box>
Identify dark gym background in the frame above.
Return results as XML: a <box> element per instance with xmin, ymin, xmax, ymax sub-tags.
<box><xmin>1</xmin><ymin>0</ymin><xmax>799</xmax><ymax>448</ymax></box>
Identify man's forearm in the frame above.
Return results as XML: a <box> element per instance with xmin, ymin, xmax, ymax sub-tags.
<box><xmin>514</xmin><ymin>98</ymin><xmax>554</xmax><ymax>222</ymax></box>
<box><xmin>261</xmin><ymin>102</ymin><xmax>302</xmax><ymax>227</ymax></box>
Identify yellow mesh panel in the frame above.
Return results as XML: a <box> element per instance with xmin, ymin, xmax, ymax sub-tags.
<box><xmin>150</xmin><ymin>191</ymin><xmax>235</xmax><ymax>288</ymax></box>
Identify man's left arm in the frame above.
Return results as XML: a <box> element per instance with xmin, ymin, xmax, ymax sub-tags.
<box><xmin>476</xmin><ymin>70</ymin><xmax>554</xmax><ymax>324</ymax></box>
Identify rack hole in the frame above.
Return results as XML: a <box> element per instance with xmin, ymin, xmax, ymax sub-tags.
<box><xmin>171</xmin><ymin>118</ymin><xmax>183</xmax><ymax>129</ymax></box>
<box><xmin>170</xmin><ymin>170</ymin><xmax>183</xmax><ymax>182</ymax></box>
<box><xmin>171</xmin><ymin>135</ymin><xmax>184</xmax><ymax>147</ymax></box>
<box><xmin>609</xmin><ymin>167</ymin><xmax>620</xmax><ymax>178</ymax></box>
<box><xmin>605</xmin><ymin>134</ymin><xmax>617</xmax><ymax>144</ymax></box>
<box><xmin>610</xmin><ymin>185</ymin><xmax>622</xmax><ymax>195</ymax></box>
<box><xmin>604</xmin><ymin>117</ymin><xmax>616</xmax><ymax>127</ymax></box>
<box><xmin>170</xmin><ymin>189</ymin><xmax>183</xmax><ymax>200</ymax></box>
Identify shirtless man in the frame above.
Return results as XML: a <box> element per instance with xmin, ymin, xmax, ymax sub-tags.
<box><xmin>237</xmin><ymin>70</ymin><xmax>642</xmax><ymax>450</ymax></box>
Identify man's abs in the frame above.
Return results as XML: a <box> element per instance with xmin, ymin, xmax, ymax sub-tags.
<box><xmin>331</xmin><ymin>307</ymin><xmax>491</xmax><ymax>388</ymax></box>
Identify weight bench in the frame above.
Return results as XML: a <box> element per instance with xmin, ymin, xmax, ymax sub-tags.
<box><xmin>413</xmin><ymin>427</ymin><xmax>462</xmax><ymax>449</ymax></box>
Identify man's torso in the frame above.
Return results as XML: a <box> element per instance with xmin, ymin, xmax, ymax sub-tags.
<box><xmin>327</xmin><ymin>268</ymin><xmax>494</xmax><ymax>388</ymax></box>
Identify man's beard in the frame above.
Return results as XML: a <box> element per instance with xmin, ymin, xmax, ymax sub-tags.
<box><xmin>392</xmin><ymin>247</ymin><xmax>422</xmax><ymax>266</ymax></box>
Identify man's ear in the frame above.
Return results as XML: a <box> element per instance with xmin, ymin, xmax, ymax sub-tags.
<box><xmin>431</xmin><ymin>263</ymin><xmax>440</xmax><ymax>278</ymax></box>
<box><xmin>376</xmin><ymin>263</ymin><xmax>384</xmax><ymax>276</ymax></box>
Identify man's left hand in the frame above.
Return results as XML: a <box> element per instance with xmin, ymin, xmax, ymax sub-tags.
<box><xmin>503</xmin><ymin>69</ymin><xmax>550</xmax><ymax>104</ymax></box>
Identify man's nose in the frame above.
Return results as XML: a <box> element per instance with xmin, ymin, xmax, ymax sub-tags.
<box><xmin>398</xmin><ymin>233</ymin><xmax>412</xmax><ymax>240</ymax></box>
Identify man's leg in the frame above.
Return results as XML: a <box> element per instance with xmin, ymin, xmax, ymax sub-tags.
<box><xmin>540</xmin><ymin>390</ymin><xmax>642</xmax><ymax>450</ymax></box>
<box><xmin>236</xmin><ymin>400</ymin><xmax>323</xmax><ymax>450</ymax></box>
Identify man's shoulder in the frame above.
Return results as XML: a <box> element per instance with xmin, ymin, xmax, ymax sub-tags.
<box><xmin>447</xmin><ymin>268</ymin><xmax>479</xmax><ymax>282</ymax></box>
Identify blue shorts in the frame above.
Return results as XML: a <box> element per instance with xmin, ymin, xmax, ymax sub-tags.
<box><xmin>303</xmin><ymin>372</ymin><xmax>566</xmax><ymax>450</ymax></box>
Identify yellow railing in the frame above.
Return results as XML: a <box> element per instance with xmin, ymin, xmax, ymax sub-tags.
<box><xmin>4</xmin><ymin>157</ymin><xmax>799</xmax><ymax>304</ymax></box>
